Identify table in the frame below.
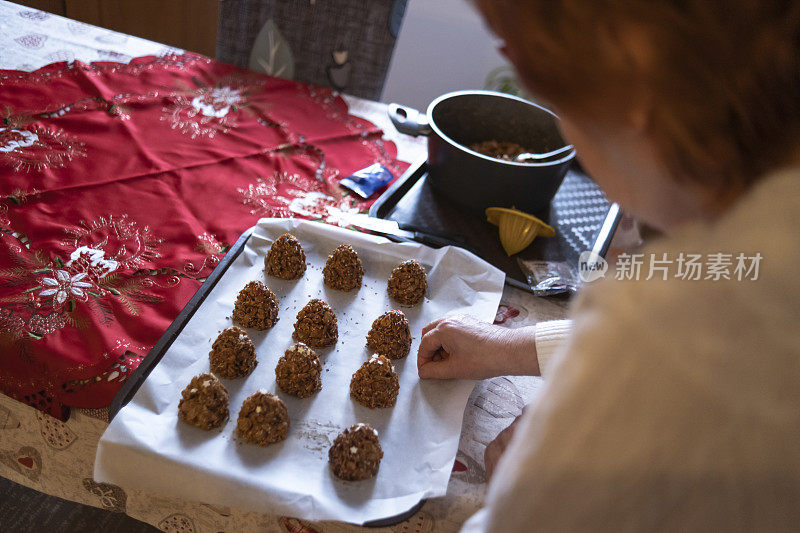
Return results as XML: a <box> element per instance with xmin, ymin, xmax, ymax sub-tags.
<box><xmin>0</xmin><ymin>2</ymin><xmax>568</xmax><ymax>531</ymax></box>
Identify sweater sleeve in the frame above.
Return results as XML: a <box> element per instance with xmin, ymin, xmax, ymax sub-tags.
<box><xmin>533</xmin><ymin>319</ymin><xmax>572</xmax><ymax>375</ymax></box>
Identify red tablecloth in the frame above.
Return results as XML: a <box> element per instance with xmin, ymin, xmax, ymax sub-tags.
<box><xmin>0</xmin><ymin>53</ymin><xmax>407</xmax><ymax>420</ymax></box>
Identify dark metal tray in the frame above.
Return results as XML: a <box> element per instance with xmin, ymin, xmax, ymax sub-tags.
<box><xmin>107</xmin><ymin>225</ymin><xmax>422</xmax><ymax>527</ymax></box>
<box><xmin>370</xmin><ymin>159</ymin><xmax>616</xmax><ymax>293</ymax></box>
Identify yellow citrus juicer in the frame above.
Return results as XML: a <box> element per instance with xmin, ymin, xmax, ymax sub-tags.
<box><xmin>486</xmin><ymin>207</ymin><xmax>555</xmax><ymax>256</ymax></box>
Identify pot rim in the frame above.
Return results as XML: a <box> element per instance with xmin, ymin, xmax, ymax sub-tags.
<box><xmin>425</xmin><ymin>90</ymin><xmax>576</xmax><ymax>167</ymax></box>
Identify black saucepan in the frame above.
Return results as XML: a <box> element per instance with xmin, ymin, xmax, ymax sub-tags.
<box><xmin>388</xmin><ymin>90</ymin><xmax>575</xmax><ymax>214</ymax></box>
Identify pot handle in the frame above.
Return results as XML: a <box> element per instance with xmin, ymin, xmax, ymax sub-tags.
<box><xmin>388</xmin><ymin>103</ymin><xmax>432</xmax><ymax>137</ymax></box>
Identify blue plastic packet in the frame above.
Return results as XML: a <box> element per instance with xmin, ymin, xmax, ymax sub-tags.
<box><xmin>339</xmin><ymin>163</ymin><xmax>394</xmax><ymax>199</ymax></box>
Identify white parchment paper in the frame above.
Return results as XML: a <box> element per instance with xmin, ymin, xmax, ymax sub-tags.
<box><xmin>95</xmin><ymin>218</ymin><xmax>504</xmax><ymax>523</ymax></box>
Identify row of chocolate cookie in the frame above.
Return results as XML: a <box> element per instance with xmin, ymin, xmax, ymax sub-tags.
<box><xmin>177</xmin><ymin>378</ymin><xmax>382</xmax><ymax>480</ymax></box>
<box><xmin>208</xmin><ymin>324</ymin><xmax>401</xmax><ymax>410</ymax></box>
<box><xmin>231</xmin><ymin>278</ymin><xmax>414</xmax><ymax>357</ymax></box>
<box><xmin>176</xmin><ymin>375</ymin><xmax>285</xmax><ymax>444</ymax></box>
<box><xmin>273</xmin><ymin>341</ymin><xmax>401</xmax><ymax>410</ymax></box>
<box><xmin>220</xmin><ymin>293</ymin><xmax>408</xmax><ymax>408</ymax></box>
<box><xmin>208</xmin><ymin>319</ymin><xmax>403</xmax><ymax>411</ymax></box>
<box><xmin>230</xmin><ymin>280</ymin><xmax>338</xmax><ymax>344</ymax></box>
<box><xmin>266</xmin><ymin>233</ymin><xmax>429</xmax><ymax>305</ymax></box>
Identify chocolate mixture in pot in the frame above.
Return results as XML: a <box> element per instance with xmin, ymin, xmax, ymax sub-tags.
<box><xmin>470</xmin><ymin>140</ymin><xmax>528</xmax><ymax>161</ymax></box>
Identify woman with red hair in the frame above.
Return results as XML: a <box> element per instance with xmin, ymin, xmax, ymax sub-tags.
<box><xmin>418</xmin><ymin>1</ymin><xmax>800</xmax><ymax>530</ymax></box>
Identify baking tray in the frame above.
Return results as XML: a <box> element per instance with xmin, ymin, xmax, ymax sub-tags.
<box><xmin>107</xmin><ymin>224</ymin><xmax>425</xmax><ymax>527</ymax></box>
<box><xmin>370</xmin><ymin>159</ymin><xmax>617</xmax><ymax>293</ymax></box>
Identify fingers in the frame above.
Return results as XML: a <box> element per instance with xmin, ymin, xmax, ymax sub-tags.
<box><xmin>417</xmin><ymin>352</ymin><xmax>457</xmax><ymax>379</ymax></box>
<box><xmin>484</xmin><ymin>439</ymin><xmax>501</xmax><ymax>481</ymax></box>
<box><xmin>417</xmin><ymin>327</ymin><xmax>446</xmax><ymax>377</ymax></box>
<box><xmin>421</xmin><ymin>313</ymin><xmax>468</xmax><ymax>336</ymax></box>
<box><xmin>484</xmin><ymin>418</ymin><xmax>521</xmax><ymax>481</ymax></box>
<box><xmin>417</xmin><ymin>328</ymin><xmax>444</xmax><ymax>365</ymax></box>
<box><xmin>421</xmin><ymin>317</ymin><xmax>446</xmax><ymax>337</ymax></box>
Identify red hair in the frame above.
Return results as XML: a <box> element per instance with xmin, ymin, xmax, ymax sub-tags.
<box><xmin>478</xmin><ymin>0</ymin><xmax>800</xmax><ymax>191</ymax></box>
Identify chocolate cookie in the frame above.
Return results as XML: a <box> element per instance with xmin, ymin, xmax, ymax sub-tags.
<box><xmin>350</xmin><ymin>354</ymin><xmax>400</xmax><ymax>408</ymax></box>
<box><xmin>177</xmin><ymin>373</ymin><xmax>229</xmax><ymax>430</ymax></box>
<box><xmin>323</xmin><ymin>244</ymin><xmax>363</xmax><ymax>292</ymax></box>
<box><xmin>387</xmin><ymin>260</ymin><xmax>427</xmax><ymax>305</ymax></box>
<box><xmin>366</xmin><ymin>310</ymin><xmax>411</xmax><ymax>360</ymax></box>
<box><xmin>266</xmin><ymin>233</ymin><xmax>306</xmax><ymax>280</ymax></box>
<box><xmin>275</xmin><ymin>342</ymin><xmax>322</xmax><ymax>398</ymax></box>
<box><xmin>293</xmin><ymin>299</ymin><xmax>338</xmax><ymax>348</ymax></box>
<box><xmin>235</xmin><ymin>390</ymin><xmax>289</xmax><ymax>446</ymax></box>
<box><xmin>329</xmin><ymin>423</ymin><xmax>383</xmax><ymax>481</ymax></box>
<box><xmin>209</xmin><ymin>326</ymin><xmax>258</xmax><ymax>379</ymax></box>
<box><xmin>232</xmin><ymin>280</ymin><xmax>279</xmax><ymax>330</ymax></box>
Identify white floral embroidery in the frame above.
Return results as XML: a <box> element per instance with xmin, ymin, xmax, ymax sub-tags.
<box><xmin>61</xmin><ymin>214</ymin><xmax>162</xmax><ymax>271</ymax></box>
<box><xmin>66</xmin><ymin>246</ymin><xmax>119</xmax><ymax>278</ymax></box>
<box><xmin>0</xmin><ymin>128</ymin><xmax>39</xmax><ymax>152</ymax></box>
<box><xmin>190</xmin><ymin>87</ymin><xmax>243</xmax><ymax>118</ymax></box>
<box><xmin>0</xmin><ymin>125</ymin><xmax>84</xmax><ymax>172</ymax></box>
<box><xmin>40</xmin><ymin>270</ymin><xmax>92</xmax><ymax>304</ymax></box>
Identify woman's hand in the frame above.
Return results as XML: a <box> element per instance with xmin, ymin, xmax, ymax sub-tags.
<box><xmin>416</xmin><ymin>314</ymin><xmax>540</xmax><ymax>380</ymax></box>
<box><xmin>485</xmin><ymin>413</ymin><xmax>524</xmax><ymax>481</ymax></box>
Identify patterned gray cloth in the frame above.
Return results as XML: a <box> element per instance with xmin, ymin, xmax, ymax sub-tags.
<box><xmin>217</xmin><ymin>0</ymin><xmax>407</xmax><ymax>99</ymax></box>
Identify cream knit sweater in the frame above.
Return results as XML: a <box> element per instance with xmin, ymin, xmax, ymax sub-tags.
<box><xmin>464</xmin><ymin>168</ymin><xmax>800</xmax><ymax>531</ymax></box>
